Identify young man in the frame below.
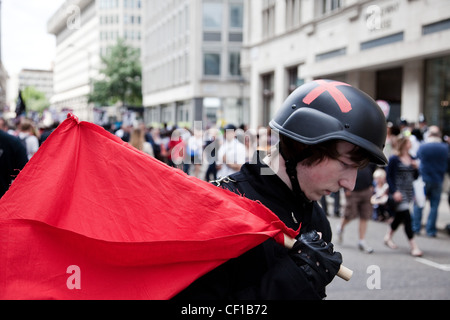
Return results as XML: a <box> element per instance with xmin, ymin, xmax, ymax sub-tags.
<box><xmin>175</xmin><ymin>79</ymin><xmax>388</xmax><ymax>300</ymax></box>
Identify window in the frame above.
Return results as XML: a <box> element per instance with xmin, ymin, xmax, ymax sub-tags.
<box><xmin>262</xmin><ymin>73</ymin><xmax>274</xmax><ymax>125</ymax></box>
<box><xmin>204</xmin><ymin>53</ymin><xmax>221</xmax><ymax>76</ymax></box>
<box><xmin>425</xmin><ymin>56</ymin><xmax>450</xmax><ymax>136</ymax></box>
<box><xmin>286</xmin><ymin>0</ymin><xmax>301</xmax><ymax>29</ymax></box>
<box><xmin>262</xmin><ymin>0</ymin><xmax>276</xmax><ymax>39</ymax></box>
<box><xmin>203</xmin><ymin>2</ymin><xmax>223</xmax><ymax>42</ymax></box>
<box><xmin>203</xmin><ymin>2</ymin><xmax>223</xmax><ymax>29</ymax></box>
<box><xmin>322</xmin><ymin>0</ymin><xmax>342</xmax><ymax>14</ymax></box>
<box><xmin>230</xmin><ymin>3</ymin><xmax>243</xmax><ymax>29</ymax></box>
<box><xmin>286</xmin><ymin>66</ymin><xmax>298</xmax><ymax>95</ymax></box>
<box><xmin>229</xmin><ymin>52</ymin><xmax>241</xmax><ymax>76</ymax></box>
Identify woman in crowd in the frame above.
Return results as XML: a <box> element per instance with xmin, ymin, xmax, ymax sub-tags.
<box><xmin>384</xmin><ymin>135</ymin><xmax>423</xmax><ymax>257</ymax></box>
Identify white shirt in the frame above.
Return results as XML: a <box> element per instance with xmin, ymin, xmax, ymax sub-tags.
<box><xmin>217</xmin><ymin>138</ymin><xmax>246</xmax><ymax>178</ymax></box>
<box><xmin>18</xmin><ymin>132</ymin><xmax>40</xmax><ymax>160</ymax></box>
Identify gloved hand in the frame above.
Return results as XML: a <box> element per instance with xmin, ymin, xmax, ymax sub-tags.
<box><xmin>289</xmin><ymin>230</ymin><xmax>342</xmax><ymax>291</ymax></box>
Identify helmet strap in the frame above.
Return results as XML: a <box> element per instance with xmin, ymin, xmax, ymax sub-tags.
<box><xmin>279</xmin><ymin>144</ymin><xmax>312</xmax><ymax>203</ymax></box>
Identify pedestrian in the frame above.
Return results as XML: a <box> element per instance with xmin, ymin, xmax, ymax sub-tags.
<box><xmin>140</xmin><ymin>123</ymin><xmax>160</xmax><ymax>159</ymax></box>
<box><xmin>216</xmin><ymin>124</ymin><xmax>246</xmax><ymax>178</ymax></box>
<box><xmin>39</xmin><ymin>121</ymin><xmax>59</xmax><ymax>146</ymax></box>
<box><xmin>167</xmin><ymin>128</ymin><xmax>184</xmax><ymax>170</ymax></box>
<box><xmin>371</xmin><ymin>168</ymin><xmax>390</xmax><ymax>222</ymax></box>
<box><xmin>384</xmin><ymin>122</ymin><xmax>400</xmax><ymax>160</ymax></box>
<box><xmin>384</xmin><ymin>135</ymin><xmax>423</xmax><ymax>257</ymax></box>
<box><xmin>175</xmin><ymin>79</ymin><xmax>388</xmax><ymax>300</ymax></box>
<box><xmin>17</xmin><ymin>119</ymin><xmax>40</xmax><ymax>160</ymax></box>
<box><xmin>204</xmin><ymin>127</ymin><xmax>220</xmax><ymax>182</ymax></box>
<box><xmin>0</xmin><ymin>129</ymin><xmax>28</xmax><ymax>198</ymax></box>
<box><xmin>243</xmin><ymin>129</ymin><xmax>257</xmax><ymax>163</ymax></box>
<box><xmin>412</xmin><ymin>126</ymin><xmax>448</xmax><ymax>237</ymax></box>
<box><xmin>129</xmin><ymin>127</ymin><xmax>154</xmax><ymax>157</ymax></box>
<box><xmin>320</xmin><ymin>190</ymin><xmax>341</xmax><ymax>217</ymax></box>
<box><xmin>186</xmin><ymin>129</ymin><xmax>204</xmax><ymax>178</ymax></box>
<box><xmin>336</xmin><ymin>163</ymin><xmax>377</xmax><ymax>253</ymax></box>
<box><xmin>0</xmin><ymin>117</ymin><xmax>10</xmax><ymax>132</ymax></box>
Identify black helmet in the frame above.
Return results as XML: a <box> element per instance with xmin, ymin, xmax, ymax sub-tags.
<box><xmin>270</xmin><ymin>79</ymin><xmax>388</xmax><ymax>166</ymax></box>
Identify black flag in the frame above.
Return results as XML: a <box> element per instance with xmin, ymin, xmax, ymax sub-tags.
<box><xmin>16</xmin><ymin>90</ymin><xmax>26</xmax><ymax>117</ymax></box>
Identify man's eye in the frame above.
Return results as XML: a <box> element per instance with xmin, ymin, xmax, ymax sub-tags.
<box><xmin>340</xmin><ymin>160</ymin><xmax>358</xmax><ymax>169</ymax></box>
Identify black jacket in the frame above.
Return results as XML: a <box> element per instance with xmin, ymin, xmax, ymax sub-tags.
<box><xmin>174</xmin><ymin>153</ymin><xmax>332</xmax><ymax>300</ymax></box>
<box><xmin>0</xmin><ymin>130</ymin><xmax>28</xmax><ymax>198</ymax></box>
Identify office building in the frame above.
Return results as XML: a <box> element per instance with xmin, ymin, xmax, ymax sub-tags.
<box><xmin>141</xmin><ymin>0</ymin><xmax>248</xmax><ymax>129</ymax></box>
<box><xmin>48</xmin><ymin>0</ymin><xmax>143</xmax><ymax>122</ymax></box>
<box><xmin>242</xmin><ymin>0</ymin><xmax>450</xmax><ymax>135</ymax></box>
<box><xmin>18</xmin><ymin>69</ymin><xmax>54</xmax><ymax>101</ymax></box>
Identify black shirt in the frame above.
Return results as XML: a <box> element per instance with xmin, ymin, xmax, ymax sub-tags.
<box><xmin>0</xmin><ymin>130</ymin><xmax>28</xmax><ymax>198</ymax></box>
<box><xmin>174</xmin><ymin>153</ymin><xmax>332</xmax><ymax>300</ymax></box>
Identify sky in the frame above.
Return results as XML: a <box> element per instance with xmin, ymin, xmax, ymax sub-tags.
<box><xmin>2</xmin><ymin>0</ymin><xmax>66</xmax><ymax>75</ymax></box>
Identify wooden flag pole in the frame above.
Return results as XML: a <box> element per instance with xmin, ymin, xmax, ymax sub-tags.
<box><xmin>284</xmin><ymin>234</ymin><xmax>353</xmax><ymax>281</ymax></box>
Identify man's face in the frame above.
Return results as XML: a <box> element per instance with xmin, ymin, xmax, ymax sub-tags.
<box><xmin>224</xmin><ymin>129</ymin><xmax>236</xmax><ymax>142</ymax></box>
<box><xmin>297</xmin><ymin>141</ymin><xmax>360</xmax><ymax>201</ymax></box>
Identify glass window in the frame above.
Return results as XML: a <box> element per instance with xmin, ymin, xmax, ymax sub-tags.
<box><xmin>262</xmin><ymin>1</ymin><xmax>276</xmax><ymax>39</ymax></box>
<box><xmin>425</xmin><ymin>56</ymin><xmax>450</xmax><ymax>136</ymax></box>
<box><xmin>230</xmin><ymin>4</ymin><xmax>243</xmax><ymax>29</ymax></box>
<box><xmin>322</xmin><ymin>0</ymin><xmax>342</xmax><ymax>14</ymax></box>
<box><xmin>203</xmin><ymin>2</ymin><xmax>223</xmax><ymax>29</ymax></box>
<box><xmin>204</xmin><ymin>53</ymin><xmax>221</xmax><ymax>76</ymax></box>
<box><xmin>262</xmin><ymin>73</ymin><xmax>275</xmax><ymax>125</ymax></box>
<box><xmin>229</xmin><ymin>52</ymin><xmax>241</xmax><ymax>76</ymax></box>
<box><xmin>286</xmin><ymin>0</ymin><xmax>301</xmax><ymax>29</ymax></box>
<box><xmin>287</xmin><ymin>66</ymin><xmax>298</xmax><ymax>95</ymax></box>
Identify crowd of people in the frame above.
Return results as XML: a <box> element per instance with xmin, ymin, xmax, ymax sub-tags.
<box><xmin>0</xmin><ymin>116</ymin><xmax>60</xmax><ymax>198</ymax></box>
<box><xmin>1</xmin><ymin>79</ymin><xmax>450</xmax><ymax>299</ymax></box>
<box><xmin>327</xmin><ymin>119</ymin><xmax>449</xmax><ymax>257</ymax></box>
<box><xmin>104</xmin><ymin>120</ymin><xmax>276</xmax><ymax>182</ymax></box>
<box><xmin>1</xmin><ymin>111</ymin><xmax>449</xmax><ymax>259</ymax></box>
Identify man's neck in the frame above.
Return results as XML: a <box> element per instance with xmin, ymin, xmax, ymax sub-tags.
<box><xmin>262</xmin><ymin>147</ymin><xmax>293</xmax><ymax>190</ymax></box>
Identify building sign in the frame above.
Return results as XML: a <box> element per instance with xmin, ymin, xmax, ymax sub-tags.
<box><xmin>366</xmin><ymin>2</ymin><xmax>400</xmax><ymax>32</ymax></box>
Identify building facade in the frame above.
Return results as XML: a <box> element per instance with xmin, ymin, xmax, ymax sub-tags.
<box><xmin>242</xmin><ymin>0</ymin><xmax>450</xmax><ymax>136</ymax></box>
<box><xmin>0</xmin><ymin>63</ymin><xmax>6</xmax><ymax>115</ymax></box>
<box><xmin>0</xmin><ymin>0</ymin><xmax>7</xmax><ymax>114</ymax></box>
<box><xmin>48</xmin><ymin>0</ymin><xmax>142</xmax><ymax>122</ymax></box>
<box><xmin>18</xmin><ymin>69</ymin><xmax>54</xmax><ymax>101</ymax></box>
<box><xmin>142</xmin><ymin>0</ymin><xmax>249</xmax><ymax>129</ymax></box>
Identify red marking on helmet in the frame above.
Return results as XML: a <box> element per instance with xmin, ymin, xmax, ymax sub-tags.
<box><xmin>303</xmin><ymin>80</ymin><xmax>352</xmax><ymax>113</ymax></box>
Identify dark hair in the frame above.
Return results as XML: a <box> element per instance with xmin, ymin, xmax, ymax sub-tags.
<box><xmin>279</xmin><ymin>135</ymin><xmax>371</xmax><ymax>168</ymax></box>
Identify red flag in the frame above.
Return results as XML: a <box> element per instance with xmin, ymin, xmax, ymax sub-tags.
<box><xmin>0</xmin><ymin>114</ymin><xmax>298</xmax><ymax>300</ymax></box>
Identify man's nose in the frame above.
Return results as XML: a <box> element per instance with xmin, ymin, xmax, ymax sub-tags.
<box><xmin>339</xmin><ymin>168</ymin><xmax>358</xmax><ymax>191</ymax></box>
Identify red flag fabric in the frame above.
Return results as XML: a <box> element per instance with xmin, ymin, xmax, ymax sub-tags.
<box><xmin>0</xmin><ymin>114</ymin><xmax>298</xmax><ymax>300</ymax></box>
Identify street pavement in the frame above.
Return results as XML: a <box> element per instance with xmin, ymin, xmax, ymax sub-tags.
<box><xmin>325</xmin><ymin>192</ymin><xmax>450</xmax><ymax>300</ymax></box>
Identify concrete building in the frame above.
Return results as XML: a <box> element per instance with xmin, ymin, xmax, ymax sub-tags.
<box><xmin>48</xmin><ymin>0</ymin><xmax>143</xmax><ymax>122</ymax></box>
<box><xmin>18</xmin><ymin>69</ymin><xmax>54</xmax><ymax>101</ymax></box>
<box><xmin>242</xmin><ymin>0</ymin><xmax>450</xmax><ymax>136</ymax></box>
<box><xmin>141</xmin><ymin>0</ymin><xmax>249</xmax><ymax>129</ymax></box>
<box><xmin>0</xmin><ymin>0</ymin><xmax>7</xmax><ymax>114</ymax></box>
<box><xmin>0</xmin><ymin>63</ymin><xmax>6</xmax><ymax>115</ymax></box>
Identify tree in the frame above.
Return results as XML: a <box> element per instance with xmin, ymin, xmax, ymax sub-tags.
<box><xmin>21</xmin><ymin>86</ymin><xmax>50</xmax><ymax>114</ymax></box>
<box><xmin>88</xmin><ymin>38</ymin><xmax>142</xmax><ymax>107</ymax></box>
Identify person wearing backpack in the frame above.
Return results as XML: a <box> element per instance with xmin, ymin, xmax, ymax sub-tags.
<box><xmin>18</xmin><ymin>119</ymin><xmax>40</xmax><ymax>160</ymax></box>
